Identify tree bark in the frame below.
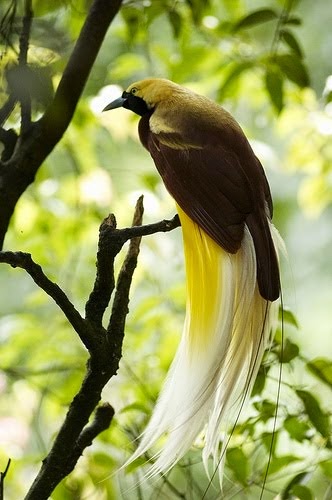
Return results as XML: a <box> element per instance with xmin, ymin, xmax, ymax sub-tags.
<box><xmin>0</xmin><ymin>0</ymin><xmax>123</xmax><ymax>249</ymax></box>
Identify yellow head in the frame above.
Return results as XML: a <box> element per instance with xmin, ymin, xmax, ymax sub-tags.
<box><xmin>126</xmin><ymin>78</ymin><xmax>184</xmax><ymax>106</ymax></box>
<box><xmin>103</xmin><ymin>78</ymin><xmax>188</xmax><ymax>116</ymax></box>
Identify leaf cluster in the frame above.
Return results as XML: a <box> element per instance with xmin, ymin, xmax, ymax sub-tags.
<box><xmin>0</xmin><ymin>0</ymin><xmax>332</xmax><ymax>499</ymax></box>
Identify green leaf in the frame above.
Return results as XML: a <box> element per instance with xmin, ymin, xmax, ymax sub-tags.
<box><xmin>284</xmin><ymin>415</ymin><xmax>310</xmax><ymax>442</ymax></box>
<box><xmin>268</xmin><ymin>455</ymin><xmax>301</xmax><ymax>476</ymax></box>
<box><xmin>325</xmin><ymin>90</ymin><xmax>332</xmax><ymax>104</ymax></box>
<box><xmin>121</xmin><ymin>5</ymin><xmax>142</xmax><ymax>39</ymax></box>
<box><xmin>275</xmin><ymin>53</ymin><xmax>310</xmax><ymax>87</ymax></box>
<box><xmin>262</xmin><ymin>431</ymin><xmax>278</xmax><ymax>456</ymax></box>
<box><xmin>265</xmin><ymin>67</ymin><xmax>284</xmax><ymax>113</ymax></box>
<box><xmin>251</xmin><ymin>365</ymin><xmax>268</xmax><ymax>396</ymax></box>
<box><xmin>109</xmin><ymin>54</ymin><xmax>148</xmax><ymax>80</ymax></box>
<box><xmin>282</xmin><ymin>16</ymin><xmax>302</xmax><ymax>26</ymax></box>
<box><xmin>319</xmin><ymin>459</ymin><xmax>332</xmax><ymax>479</ymax></box>
<box><xmin>307</xmin><ymin>358</ymin><xmax>332</xmax><ymax>388</ymax></box>
<box><xmin>185</xmin><ymin>0</ymin><xmax>208</xmax><ymax>24</ymax></box>
<box><xmin>279</xmin><ymin>307</ymin><xmax>299</xmax><ymax>328</ymax></box>
<box><xmin>296</xmin><ymin>390</ymin><xmax>331</xmax><ymax>441</ymax></box>
<box><xmin>280</xmin><ymin>338</ymin><xmax>300</xmax><ymax>363</ymax></box>
<box><xmin>291</xmin><ymin>484</ymin><xmax>314</xmax><ymax>500</ymax></box>
<box><xmin>282</xmin><ymin>473</ymin><xmax>311</xmax><ymax>500</ymax></box>
<box><xmin>233</xmin><ymin>9</ymin><xmax>278</xmax><ymax>31</ymax></box>
<box><xmin>33</xmin><ymin>0</ymin><xmax>68</xmax><ymax>16</ymax></box>
<box><xmin>168</xmin><ymin>10</ymin><xmax>182</xmax><ymax>38</ymax></box>
<box><xmin>141</xmin><ymin>172</ymin><xmax>160</xmax><ymax>191</ymax></box>
<box><xmin>226</xmin><ymin>447</ymin><xmax>249</xmax><ymax>485</ymax></box>
<box><xmin>218</xmin><ymin>61</ymin><xmax>253</xmax><ymax>99</ymax></box>
<box><xmin>280</xmin><ymin>29</ymin><xmax>303</xmax><ymax>58</ymax></box>
<box><xmin>253</xmin><ymin>400</ymin><xmax>276</xmax><ymax>422</ymax></box>
<box><xmin>125</xmin><ymin>456</ymin><xmax>148</xmax><ymax>474</ymax></box>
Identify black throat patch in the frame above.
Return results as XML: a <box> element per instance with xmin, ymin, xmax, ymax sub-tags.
<box><xmin>122</xmin><ymin>92</ymin><xmax>150</xmax><ymax>117</ymax></box>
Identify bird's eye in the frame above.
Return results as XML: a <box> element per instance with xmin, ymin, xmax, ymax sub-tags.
<box><xmin>131</xmin><ymin>87</ymin><xmax>138</xmax><ymax>95</ymax></box>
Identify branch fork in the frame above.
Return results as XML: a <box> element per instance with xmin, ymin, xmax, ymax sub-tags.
<box><xmin>0</xmin><ymin>196</ymin><xmax>180</xmax><ymax>499</ymax></box>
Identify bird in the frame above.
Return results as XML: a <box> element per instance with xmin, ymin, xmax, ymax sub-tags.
<box><xmin>103</xmin><ymin>78</ymin><xmax>282</xmax><ymax>480</ymax></box>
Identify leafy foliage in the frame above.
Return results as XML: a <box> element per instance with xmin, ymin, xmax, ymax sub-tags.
<box><xmin>0</xmin><ymin>0</ymin><xmax>332</xmax><ymax>498</ymax></box>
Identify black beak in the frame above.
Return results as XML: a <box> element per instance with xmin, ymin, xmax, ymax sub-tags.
<box><xmin>102</xmin><ymin>91</ymin><xmax>149</xmax><ymax>117</ymax></box>
<box><xmin>102</xmin><ymin>94</ymin><xmax>128</xmax><ymax>112</ymax></box>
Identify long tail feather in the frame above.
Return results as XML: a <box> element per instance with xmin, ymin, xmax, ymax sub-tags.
<box><xmin>124</xmin><ymin>205</ymin><xmax>280</xmax><ymax>478</ymax></box>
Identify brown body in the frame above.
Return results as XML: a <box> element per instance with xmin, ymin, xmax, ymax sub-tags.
<box><xmin>131</xmin><ymin>80</ymin><xmax>280</xmax><ymax>301</ymax></box>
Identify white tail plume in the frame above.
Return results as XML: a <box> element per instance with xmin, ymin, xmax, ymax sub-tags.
<box><xmin>124</xmin><ymin>205</ymin><xmax>280</xmax><ymax>479</ymax></box>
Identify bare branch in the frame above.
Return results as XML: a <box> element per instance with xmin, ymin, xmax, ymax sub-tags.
<box><xmin>0</xmin><ymin>198</ymin><xmax>180</xmax><ymax>498</ymax></box>
<box><xmin>0</xmin><ymin>210</ymin><xmax>180</xmax><ymax>348</ymax></box>
<box><xmin>0</xmin><ymin>458</ymin><xmax>11</xmax><ymax>500</ymax></box>
<box><xmin>18</xmin><ymin>0</ymin><xmax>33</xmax><ymax>133</ymax></box>
<box><xmin>113</xmin><ymin>212</ymin><xmax>181</xmax><ymax>240</ymax></box>
<box><xmin>0</xmin><ymin>95</ymin><xmax>17</xmax><ymax>127</ymax></box>
<box><xmin>76</xmin><ymin>403</ymin><xmax>115</xmax><ymax>450</ymax></box>
<box><xmin>85</xmin><ymin>207</ymin><xmax>180</xmax><ymax>326</ymax></box>
<box><xmin>85</xmin><ymin>214</ymin><xmax>120</xmax><ymax>326</ymax></box>
<box><xmin>0</xmin><ymin>127</ymin><xmax>17</xmax><ymax>161</ymax></box>
<box><xmin>0</xmin><ymin>251</ymin><xmax>93</xmax><ymax>350</ymax></box>
<box><xmin>0</xmin><ymin>0</ymin><xmax>17</xmax><ymax>52</ymax></box>
<box><xmin>107</xmin><ymin>196</ymin><xmax>144</xmax><ymax>346</ymax></box>
<box><xmin>24</xmin><ymin>364</ymin><xmax>113</xmax><ymax>500</ymax></box>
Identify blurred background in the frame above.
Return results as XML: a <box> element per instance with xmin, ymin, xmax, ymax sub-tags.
<box><xmin>0</xmin><ymin>0</ymin><xmax>332</xmax><ymax>498</ymax></box>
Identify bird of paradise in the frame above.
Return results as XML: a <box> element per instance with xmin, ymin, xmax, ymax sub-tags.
<box><xmin>104</xmin><ymin>78</ymin><xmax>282</xmax><ymax>479</ymax></box>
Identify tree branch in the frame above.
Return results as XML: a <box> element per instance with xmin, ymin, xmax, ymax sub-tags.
<box><xmin>75</xmin><ymin>403</ymin><xmax>115</xmax><ymax>452</ymax></box>
<box><xmin>38</xmin><ymin>0</ymin><xmax>123</xmax><ymax>154</ymax></box>
<box><xmin>107</xmin><ymin>196</ymin><xmax>144</xmax><ymax>348</ymax></box>
<box><xmin>0</xmin><ymin>251</ymin><xmax>94</xmax><ymax>350</ymax></box>
<box><xmin>0</xmin><ymin>458</ymin><xmax>11</xmax><ymax>500</ymax></box>
<box><xmin>0</xmin><ymin>127</ymin><xmax>17</xmax><ymax>161</ymax></box>
<box><xmin>0</xmin><ymin>210</ymin><xmax>180</xmax><ymax>350</ymax></box>
<box><xmin>24</xmin><ymin>364</ymin><xmax>114</xmax><ymax>499</ymax></box>
<box><xmin>37</xmin><ymin>403</ymin><xmax>115</xmax><ymax>494</ymax></box>
<box><xmin>85</xmin><ymin>206</ymin><xmax>180</xmax><ymax>326</ymax></box>
<box><xmin>85</xmin><ymin>213</ymin><xmax>120</xmax><ymax>326</ymax></box>
<box><xmin>110</xmin><ymin>212</ymin><xmax>181</xmax><ymax>240</ymax></box>
<box><xmin>0</xmin><ymin>95</ymin><xmax>17</xmax><ymax>127</ymax></box>
<box><xmin>0</xmin><ymin>0</ymin><xmax>124</xmax><ymax>249</ymax></box>
<box><xmin>0</xmin><ymin>199</ymin><xmax>180</xmax><ymax>499</ymax></box>
<box><xmin>18</xmin><ymin>0</ymin><xmax>33</xmax><ymax>134</ymax></box>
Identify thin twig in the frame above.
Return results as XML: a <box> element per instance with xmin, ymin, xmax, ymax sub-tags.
<box><xmin>0</xmin><ymin>210</ymin><xmax>180</xmax><ymax>348</ymax></box>
<box><xmin>0</xmin><ymin>127</ymin><xmax>17</xmax><ymax>161</ymax></box>
<box><xmin>107</xmin><ymin>195</ymin><xmax>144</xmax><ymax>342</ymax></box>
<box><xmin>0</xmin><ymin>458</ymin><xmax>11</xmax><ymax>500</ymax></box>
<box><xmin>0</xmin><ymin>251</ymin><xmax>93</xmax><ymax>349</ymax></box>
<box><xmin>85</xmin><ymin>213</ymin><xmax>120</xmax><ymax>326</ymax></box>
<box><xmin>160</xmin><ymin>471</ymin><xmax>186</xmax><ymax>499</ymax></box>
<box><xmin>75</xmin><ymin>403</ymin><xmax>115</xmax><ymax>450</ymax></box>
<box><xmin>113</xmin><ymin>213</ymin><xmax>180</xmax><ymax>240</ymax></box>
<box><xmin>0</xmin><ymin>0</ymin><xmax>17</xmax><ymax>53</ymax></box>
<box><xmin>270</xmin><ymin>0</ymin><xmax>296</xmax><ymax>55</ymax></box>
<box><xmin>18</xmin><ymin>0</ymin><xmax>33</xmax><ymax>133</ymax></box>
<box><xmin>0</xmin><ymin>95</ymin><xmax>17</xmax><ymax>127</ymax></box>
<box><xmin>85</xmin><ymin>209</ymin><xmax>180</xmax><ymax>326</ymax></box>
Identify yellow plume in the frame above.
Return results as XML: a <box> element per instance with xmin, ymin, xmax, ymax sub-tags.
<box><xmin>124</xmin><ymin>207</ymin><xmax>281</xmax><ymax>477</ymax></box>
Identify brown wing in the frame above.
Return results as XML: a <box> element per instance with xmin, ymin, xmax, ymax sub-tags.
<box><xmin>151</xmin><ymin>141</ymin><xmax>251</xmax><ymax>253</ymax></box>
<box><xmin>139</xmin><ymin>116</ymin><xmax>280</xmax><ymax>301</ymax></box>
